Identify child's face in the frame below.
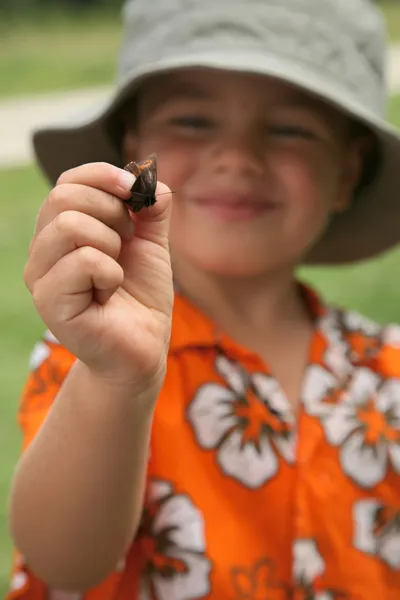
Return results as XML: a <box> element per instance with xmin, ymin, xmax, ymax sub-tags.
<box><xmin>123</xmin><ymin>68</ymin><xmax>365</xmax><ymax>277</ymax></box>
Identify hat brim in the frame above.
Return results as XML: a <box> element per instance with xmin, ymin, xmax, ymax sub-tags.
<box><xmin>32</xmin><ymin>50</ymin><xmax>400</xmax><ymax>265</ymax></box>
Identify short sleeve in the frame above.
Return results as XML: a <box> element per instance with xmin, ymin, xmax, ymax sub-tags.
<box><xmin>17</xmin><ymin>330</ymin><xmax>77</xmax><ymax>450</ymax></box>
<box><xmin>378</xmin><ymin>323</ymin><xmax>400</xmax><ymax>377</ymax></box>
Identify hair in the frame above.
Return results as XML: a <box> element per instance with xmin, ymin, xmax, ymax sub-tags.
<box><xmin>106</xmin><ymin>96</ymin><xmax>138</xmax><ymax>157</ymax></box>
<box><xmin>348</xmin><ymin>119</ymin><xmax>382</xmax><ymax>198</ymax></box>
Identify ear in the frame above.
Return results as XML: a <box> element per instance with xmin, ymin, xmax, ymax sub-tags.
<box><xmin>332</xmin><ymin>135</ymin><xmax>374</xmax><ymax>214</ymax></box>
<box><xmin>121</xmin><ymin>129</ymin><xmax>139</xmax><ymax>165</ymax></box>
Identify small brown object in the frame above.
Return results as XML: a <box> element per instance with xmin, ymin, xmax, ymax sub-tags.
<box><xmin>123</xmin><ymin>153</ymin><xmax>157</xmax><ymax>213</ymax></box>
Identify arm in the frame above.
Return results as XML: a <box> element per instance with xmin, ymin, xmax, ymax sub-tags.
<box><xmin>9</xmin><ymin>360</ymin><xmax>159</xmax><ymax>591</ymax></box>
<box><xmin>8</xmin><ymin>162</ymin><xmax>173</xmax><ymax>592</ymax></box>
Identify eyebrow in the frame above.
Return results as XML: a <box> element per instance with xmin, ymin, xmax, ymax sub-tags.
<box><xmin>270</xmin><ymin>95</ymin><xmax>343</xmax><ymax>123</ymax></box>
<box><xmin>161</xmin><ymin>83</ymin><xmax>213</xmax><ymax>102</ymax></box>
<box><xmin>270</xmin><ymin>94</ymin><xmax>328</xmax><ymax>111</ymax></box>
<box><xmin>139</xmin><ymin>78</ymin><xmax>340</xmax><ymax>127</ymax></box>
<box><xmin>142</xmin><ymin>81</ymin><xmax>214</xmax><ymax>115</ymax></box>
<box><xmin>167</xmin><ymin>87</ymin><xmax>329</xmax><ymax>114</ymax></box>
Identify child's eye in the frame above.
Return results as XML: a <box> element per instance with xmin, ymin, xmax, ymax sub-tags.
<box><xmin>267</xmin><ymin>125</ymin><xmax>315</xmax><ymax>139</ymax></box>
<box><xmin>170</xmin><ymin>116</ymin><xmax>213</xmax><ymax>130</ymax></box>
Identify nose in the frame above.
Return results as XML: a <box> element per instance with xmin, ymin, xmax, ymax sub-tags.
<box><xmin>210</xmin><ymin>130</ymin><xmax>265</xmax><ymax>178</ymax></box>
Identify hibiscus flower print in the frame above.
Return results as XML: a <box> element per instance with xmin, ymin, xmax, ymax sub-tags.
<box><xmin>353</xmin><ymin>499</ymin><xmax>400</xmax><ymax>569</ymax></box>
<box><xmin>138</xmin><ymin>479</ymin><xmax>212</xmax><ymax>600</ymax></box>
<box><xmin>382</xmin><ymin>324</ymin><xmax>400</xmax><ymax>347</ymax></box>
<box><xmin>325</xmin><ymin>369</ymin><xmax>400</xmax><ymax>487</ymax></box>
<box><xmin>318</xmin><ymin>308</ymin><xmax>382</xmax><ymax>380</ymax></box>
<box><xmin>187</xmin><ymin>355</ymin><xmax>295</xmax><ymax>488</ymax></box>
<box><xmin>340</xmin><ymin>311</ymin><xmax>380</xmax><ymax>337</ymax></box>
<box><xmin>339</xmin><ymin>311</ymin><xmax>382</xmax><ymax>366</ymax></box>
<box><xmin>335</xmin><ymin>312</ymin><xmax>400</xmax><ymax>367</ymax></box>
<box><xmin>340</xmin><ymin>312</ymin><xmax>400</xmax><ymax>353</ymax></box>
<box><xmin>29</xmin><ymin>329</ymin><xmax>59</xmax><ymax>370</ymax></box>
<box><xmin>302</xmin><ymin>365</ymin><xmax>344</xmax><ymax>419</ymax></box>
<box><xmin>317</xmin><ymin>309</ymin><xmax>354</xmax><ymax>381</ymax></box>
<box><xmin>230</xmin><ymin>559</ymin><xmax>289</xmax><ymax>600</ymax></box>
<box><xmin>8</xmin><ymin>553</ymin><xmax>29</xmax><ymax>599</ymax></box>
<box><xmin>21</xmin><ymin>330</ymin><xmax>75</xmax><ymax>416</ymax></box>
<box><xmin>303</xmin><ymin>364</ymin><xmax>400</xmax><ymax>488</ymax></box>
<box><xmin>8</xmin><ymin>553</ymin><xmax>84</xmax><ymax>600</ymax></box>
<box><xmin>293</xmin><ymin>540</ymin><xmax>347</xmax><ymax>599</ymax></box>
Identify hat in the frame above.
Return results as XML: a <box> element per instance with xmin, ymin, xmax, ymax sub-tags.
<box><xmin>32</xmin><ymin>0</ymin><xmax>400</xmax><ymax>264</ymax></box>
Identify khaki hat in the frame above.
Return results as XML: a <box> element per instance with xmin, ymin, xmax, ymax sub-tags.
<box><xmin>32</xmin><ymin>0</ymin><xmax>400</xmax><ymax>264</ymax></box>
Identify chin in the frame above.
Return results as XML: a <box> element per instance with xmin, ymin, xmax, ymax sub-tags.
<box><xmin>187</xmin><ymin>247</ymin><xmax>280</xmax><ymax>279</ymax></box>
<box><xmin>170</xmin><ymin>223</ymin><xmax>304</xmax><ymax>278</ymax></box>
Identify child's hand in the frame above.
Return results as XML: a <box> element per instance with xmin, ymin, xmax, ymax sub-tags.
<box><xmin>24</xmin><ymin>162</ymin><xmax>173</xmax><ymax>392</ymax></box>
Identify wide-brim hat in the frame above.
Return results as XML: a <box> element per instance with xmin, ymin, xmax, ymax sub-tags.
<box><xmin>32</xmin><ymin>0</ymin><xmax>400</xmax><ymax>264</ymax></box>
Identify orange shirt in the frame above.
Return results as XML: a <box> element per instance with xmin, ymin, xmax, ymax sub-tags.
<box><xmin>7</xmin><ymin>285</ymin><xmax>400</xmax><ymax>600</ymax></box>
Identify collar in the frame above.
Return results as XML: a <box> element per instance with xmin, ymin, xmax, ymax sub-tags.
<box><xmin>170</xmin><ymin>283</ymin><xmax>381</xmax><ymax>376</ymax></box>
<box><xmin>169</xmin><ymin>291</ymin><xmax>222</xmax><ymax>352</ymax></box>
<box><xmin>169</xmin><ymin>282</ymin><xmax>326</xmax><ymax>353</ymax></box>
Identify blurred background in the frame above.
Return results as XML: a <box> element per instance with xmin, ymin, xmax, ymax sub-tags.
<box><xmin>1</xmin><ymin>0</ymin><xmax>400</xmax><ymax>596</ymax></box>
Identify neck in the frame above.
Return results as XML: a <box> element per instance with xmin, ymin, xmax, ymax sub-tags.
<box><xmin>172</xmin><ymin>257</ymin><xmax>312</xmax><ymax>353</ymax></box>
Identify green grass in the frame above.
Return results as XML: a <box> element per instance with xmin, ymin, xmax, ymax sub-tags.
<box><xmin>0</xmin><ymin>165</ymin><xmax>49</xmax><ymax>597</ymax></box>
<box><xmin>0</xmin><ymin>1</ymin><xmax>399</xmax><ymax>99</ymax></box>
<box><xmin>300</xmin><ymin>93</ymin><xmax>400</xmax><ymax>315</ymax></box>
<box><xmin>0</xmin><ymin>10</ymin><xmax>121</xmax><ymax>97</ymax></box>
<box><xmin>382</xmin><ymin>1</ymin><xmax>400</xmax><ymax>43</ymax></box>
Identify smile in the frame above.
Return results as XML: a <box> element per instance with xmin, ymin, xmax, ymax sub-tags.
<box><xmin>193</xmin><ymin>194</ymin><xmax>280</xmax><ymax>221</ymax></box>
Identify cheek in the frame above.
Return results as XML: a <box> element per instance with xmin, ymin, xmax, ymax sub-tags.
<box><xmin>135</xmin><ymin>133</ymin><xmax>201</xmax><ymax>193</ymax></box>
<box><xmin>136</xmin><ymin>135</ymin><xmax>207</xmax><ymax>246</ymax></box>
<box><xmin>277</xmin><ymin>149</ymin><xmax>341</xmax><ymax>223</ymax></box>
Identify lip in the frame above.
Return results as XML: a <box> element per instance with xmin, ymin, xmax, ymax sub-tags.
<box><xmin>193</xmin><ymin>193</ymin><xmax>280</xmax><ymax>221</ymax></box>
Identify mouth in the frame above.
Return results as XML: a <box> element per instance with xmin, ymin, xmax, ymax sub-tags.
<box><xmin>193</xmin><ymin>193</ymin><xmax>280</xmax><ymax>221</ymax></box>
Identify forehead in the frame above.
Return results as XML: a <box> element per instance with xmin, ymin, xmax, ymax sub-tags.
<box><xmin>139</xmin><ymin>67</ymin><xmax>345</xmax><ymax>118</ymax></box>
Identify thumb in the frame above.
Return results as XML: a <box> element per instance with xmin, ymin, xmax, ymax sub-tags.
<box><xmin>130</xmin><ymin>181</ymin><xmax>172</xmax><ymax>249</ymax></box>
<box><xmin>118</xmin><ymin>181</ymin><xmax>173</xmax><ymax>300</ymax></box>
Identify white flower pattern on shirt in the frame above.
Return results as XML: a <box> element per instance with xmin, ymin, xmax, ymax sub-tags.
<box><xmin>11</xmin><ymin>287</ymin><xmax>400</xmax><ymax>600</ymax></box>
<box><xmin>302</xmin><ymin>365</ymin><xmax>341</xmax><ymax>418</ymax></box>
<box><xmin>9</xmin><ymin>554</ymin><xmax>84</xmax><ymax>600</ymax></box>
<box><xmin>138</xmin><ymin>479</ymin><xmax>211</xmax><ymax>600</ymax></box>
<box><xmin>187</xmin><ymin>355</ymin><xmax>295</xmax><ymax>488</ymax></box>
<box><xmin>293</xmin><ymin>539</ymin><xmax>346</xmax><ymax>599</ymax></box>
<box><xmin>303</xmin><ymin>366</ymin><xmax>400</xmax><ymax>488</ymax></box>
<box><xmin>319</xmin><ymin>309</ymin><xmax>354</xmax><ymax>380</ymax></box>
<box><xmin>8</xmin><ymin>554</ymin><xmax>29</xmax><ymax>597</ymax></box>
<box><xmin>318</xmin><ymin>307</ymin><xmax>383</xmax><ymax>379</ymax></box>
<box><xmin>353</xmin><ymin>499</ymin><xmax>400</xmax><ymax>569</ymax></box>
<box><xmin>29</xmin><ymin>330</ymin><xmax>58</xmax><ymax>371</ymax></box>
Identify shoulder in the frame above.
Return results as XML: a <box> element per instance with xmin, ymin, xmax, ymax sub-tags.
<box><xmin>335</xmin><ymin>305</ymin><xmax>400</xmax><ymax>377</ymax></box>
<box><xmin>18</xmin><ymin>330</ymin><xmax>76</xmax><ymax>447</ymax></box>
<box><xmin>337</xmin><ymin>305</ymin><xmax>400</xmax><ymax>345</ymax></box>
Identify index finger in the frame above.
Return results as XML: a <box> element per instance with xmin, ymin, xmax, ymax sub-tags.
<box><xmin>57</xmin><ymin>162</ymin><xmax>137</xmax><ymax>199</ymax></box>
<box><xmin>28</xmin><ymin>162</ymin><xmax>137</xmax><ymax>256</ymax></box>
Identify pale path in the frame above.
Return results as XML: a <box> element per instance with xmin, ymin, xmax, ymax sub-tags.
<box><xmin>2</xmin><ymin>46</ymin><xmax>400</xmax><ymax>169</ymax></box>
<box><xmin>0</xmin><ymin>86</ymin><xmax>111</xmax><ymax>169</ymax></box>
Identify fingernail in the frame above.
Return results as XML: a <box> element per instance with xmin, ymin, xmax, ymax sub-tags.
<box><xmin>118</xmin><ymin>170</ymin><xmax>136</xmax><ymax>192</ymax></box>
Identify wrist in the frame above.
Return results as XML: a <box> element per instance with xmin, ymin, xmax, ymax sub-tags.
<box><xmin>71</xmin><ymin>359</ymin><xmax>163</xmax><ymax>411</ymax></box>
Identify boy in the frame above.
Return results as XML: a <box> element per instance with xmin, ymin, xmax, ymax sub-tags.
<box><xmin>7</xmin><ymin>0</ymin><xmax>400</xmax><ymax>598</ymax></box>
